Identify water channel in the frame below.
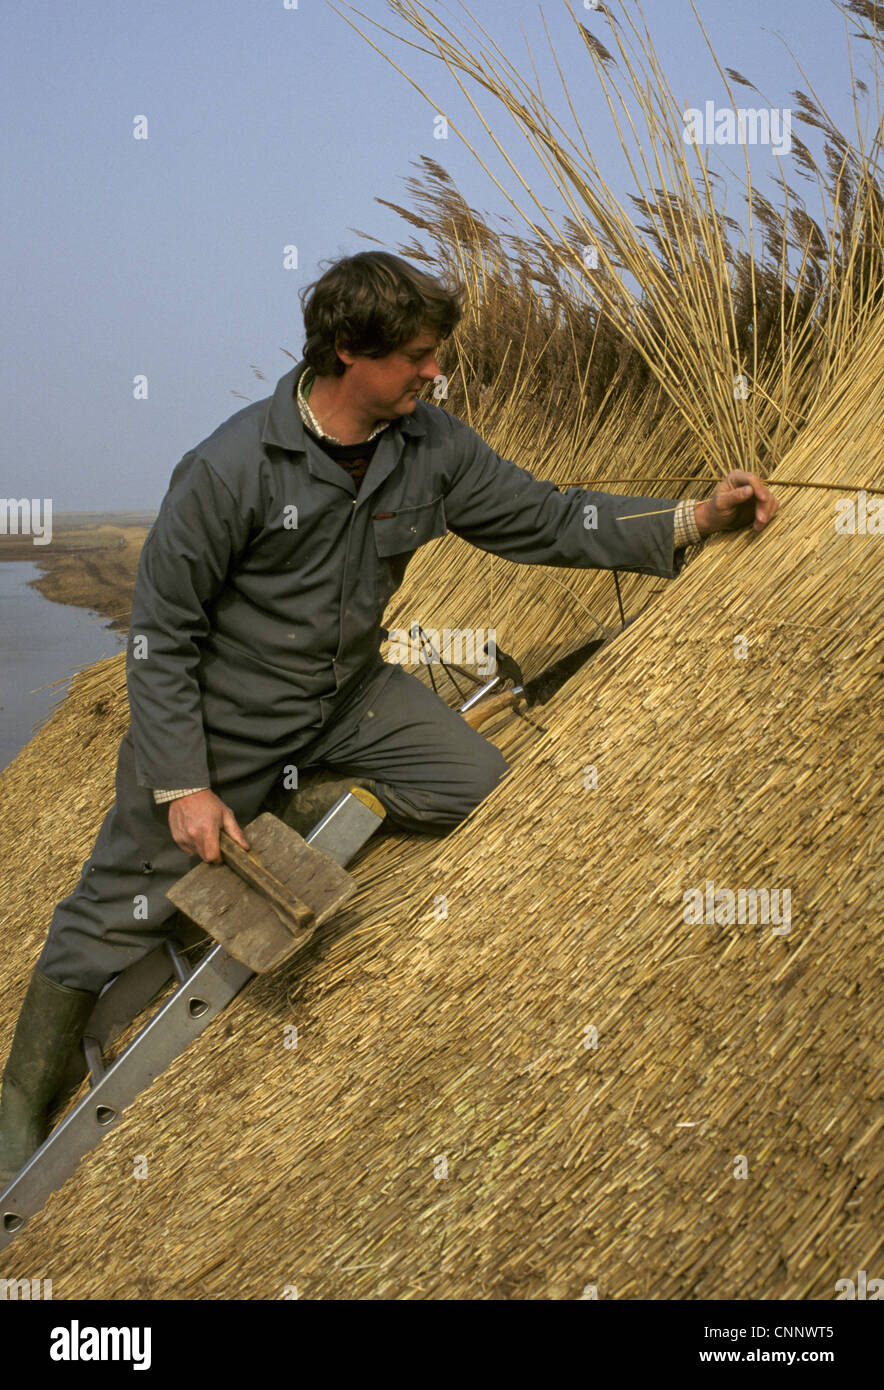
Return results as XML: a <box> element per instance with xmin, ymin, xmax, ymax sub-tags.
<box><xmin>0</xmin><ymin>561</ymin><xmax>126</xmax><ymax>772</ymax></box>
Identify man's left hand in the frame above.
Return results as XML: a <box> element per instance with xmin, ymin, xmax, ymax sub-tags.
<box><xmin>694</xmin><ymin>469</ymin><xmax>779</xmax><ymax>537</ymax></box>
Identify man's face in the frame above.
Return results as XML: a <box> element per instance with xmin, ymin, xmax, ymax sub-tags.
<box><xmin>336</xmin><ymin>328</ymin><xmax>444</xmax><ymax>418</ymax></box>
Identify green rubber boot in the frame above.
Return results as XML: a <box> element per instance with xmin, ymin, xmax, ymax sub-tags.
<box><xmin>0</xmin><ymin>968</ymin><xmax>98</xmax><ymax>1185</ymax></box>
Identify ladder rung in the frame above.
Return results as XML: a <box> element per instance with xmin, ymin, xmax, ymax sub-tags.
<box><xmin>81</xmin><ymin>1034</ymin><xmax>105</xmax><ymax>1086</ymax></box>
<box><xmin>57</xmin><ymin>921</ymin><xmax>210</xmax><ymax>1097</ymax></box>
<box><xmin>164</xmin><ymin>938</ymin><xmax>193</xmax><ymax>985</ymax></box>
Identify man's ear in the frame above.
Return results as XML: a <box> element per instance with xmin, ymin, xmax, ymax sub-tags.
<box><xmin>335</xmin><ymin>337</ymin><xmax>356</xmax><ymax>369</ymax></box>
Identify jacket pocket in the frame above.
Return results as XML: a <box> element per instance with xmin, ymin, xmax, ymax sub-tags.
<box><xmin>371</xmin><ymin>497</ymin><xmax>448</xmax><ymax>611</ymax></box>
<box><xmin>371</xmin><ymin>496</ymin><xmax>448</xmax><ymax>557</ymax></box>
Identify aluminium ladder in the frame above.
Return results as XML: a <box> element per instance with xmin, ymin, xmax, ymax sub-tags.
<box><xmin>0</xmin><ymin>789</ymin><xmax>384</xmax><ymax>1251</ymax></box>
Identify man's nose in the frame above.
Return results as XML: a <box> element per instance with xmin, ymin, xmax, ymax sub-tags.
<box><xmin>419</xmin><ymin>358</ymin><xmax>442</xmax><ymax>380</ymax></box>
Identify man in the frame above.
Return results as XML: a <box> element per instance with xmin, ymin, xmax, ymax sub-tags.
<box><xmin>0</xmin><ymin>251</ymin><xmax>777</xmax><ymax>1182</ymax></box>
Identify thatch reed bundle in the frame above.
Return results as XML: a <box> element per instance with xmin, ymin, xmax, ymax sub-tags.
<box><xmin>343</xmin><ymin>0</ymin><xmax>884</xmax><ymax>474</ymax></box>
<box><xmin>1</xmin><ymin>298</ymin><xmax>881</xmax><ymax>1297</ymax></box>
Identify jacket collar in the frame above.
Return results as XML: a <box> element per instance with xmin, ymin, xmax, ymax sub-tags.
<box><xmin>260</xmin><ymin>359</ymin><xmax>426</xmax><ymax>453</ymax></box>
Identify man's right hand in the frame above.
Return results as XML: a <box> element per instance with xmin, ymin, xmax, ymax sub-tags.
<box><xmin>167</xmin><ymin>789</ymin><xmax>250</xmax><ymax>863</ymax></box>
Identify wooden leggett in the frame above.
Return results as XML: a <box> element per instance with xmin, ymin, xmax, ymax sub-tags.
<box><xmin>166</xmin><ymin>812</ymin><xmax>358</xmax><ymax>973</ymax></box>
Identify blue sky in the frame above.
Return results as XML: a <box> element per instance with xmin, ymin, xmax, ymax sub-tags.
<box><xmin>2</xmin><ymin>0</ymin><xmax>877</xmax><ymax>510</ymax></box>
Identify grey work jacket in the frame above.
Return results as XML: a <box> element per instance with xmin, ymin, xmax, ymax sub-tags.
<box><xmin>126</xmin><ymin>360</ymin><xmax>688</xmax><ymax>789</ymax></box>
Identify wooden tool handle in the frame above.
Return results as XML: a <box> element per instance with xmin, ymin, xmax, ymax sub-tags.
<box><xmin>461</xmin><ymin>689</ymin><xmax>521</xmax><ymax>729</ymax></box>
<box><xmin>219</xmin><ymin>830</ymin><xmax>315</xmax><ymax>934</ymax></box>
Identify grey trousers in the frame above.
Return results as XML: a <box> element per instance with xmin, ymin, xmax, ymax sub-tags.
<box><xmin>38</xmin><ymin>663</ymin><xmax>508</xmax><ymax>992</ymax></box>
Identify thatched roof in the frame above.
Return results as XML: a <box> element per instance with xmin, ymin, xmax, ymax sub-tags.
<box><xmin>1</xmin><ymin>310</ymin><xmax>881</xmax><ymax>1299</ymax></box>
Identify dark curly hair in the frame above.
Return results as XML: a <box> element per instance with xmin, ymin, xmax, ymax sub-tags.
<box><xmin>299</xmin><ymin>251</ymin><xmax>463</xmax><ymax>376</ymax></box>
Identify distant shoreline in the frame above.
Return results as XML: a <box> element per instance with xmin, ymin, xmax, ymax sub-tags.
<box><xmin>0</xmin><ymin>513</ymin><xmax>153</xmax><ymax>632</ymax></box>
